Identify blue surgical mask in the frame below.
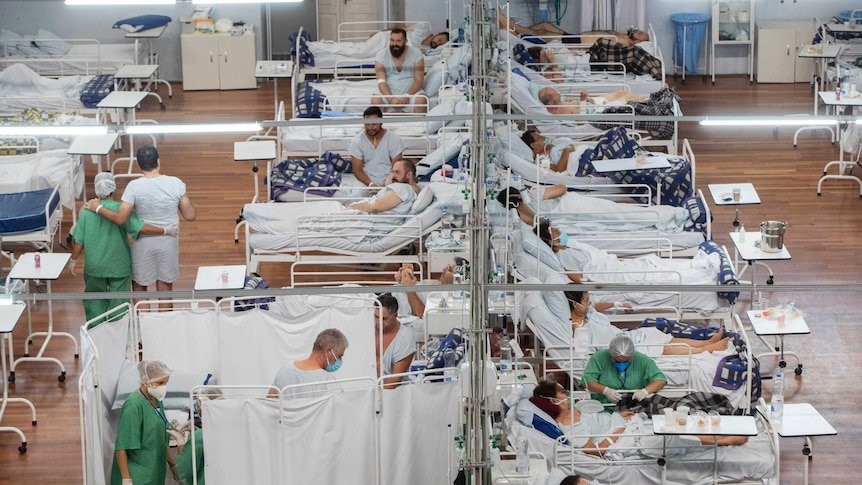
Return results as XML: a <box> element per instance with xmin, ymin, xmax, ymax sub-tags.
<box><xmin>557</xmin><ymin>231</ymin><xmax>568</xmax><ymax>247</ymax></box>
<box><xmin>325</xmin><ymin>349</ymin><xmax>343</xmax><ymax>373</ymax></box>
<box><xmin>613</xmin><ymin>361</ymin><xmax>630</xmax><ymax>372</ymax></box>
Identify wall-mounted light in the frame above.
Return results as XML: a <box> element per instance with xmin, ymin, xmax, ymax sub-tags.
<box><xmin>700</xmin><ymin>118</ymin><xmax>839</xmax><ymax>127</ymax></box>
<box><xmin>125</xmin><ymin>123</ymin><xmax>261</xmax><ymax>134</ymax></box>
<box><xmin>66</xmin><ymin>0</ymin><xmax>176</xmax><ymax>5</ymax></box>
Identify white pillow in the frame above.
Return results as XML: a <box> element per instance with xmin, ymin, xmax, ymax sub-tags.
<box><xmin>0</xmin><ymin>29</ymin><xmax>21</xmax><ymax>53</ymax></box>
<box><xmin>423</xmin><ymin>61</ymin><xmax>445</xmax><ymax>97</ymax></box>
<box><xmin>425</xmin><ymin>98</ymin><xmax>453</xmax><ymax>133</ymax></box>
<box><xmin>410</xmin><ymin>185</ymin><xmax>435</xmax><ymax>213</ymax></box>
<box><xmin>542</xmin><ymin>272</ymin><xmax>571</xmax><ymax>325</ymax></box>
<box><xmin>520</xmin><ymin>224</ymin><xmax>564</xmax><ymax>271</ymax></box>
<box><xmin>500</xmin><ymin>130</ymin><xmax>535</xmax><ymax>163</ymax></box>
<box><xmin>15</xmin><ymin>35</ymin><xmax>43</xmax><ymax>57</ymax></box>
<box><xmin>35</xmin><ymin>29</ymin><xmax>72</xmax><ymax>56</ymax></box>
<box><xmin>445</xmin><ymin>43</ymin><xmax>472</xmax><ymax>83</ymax></box>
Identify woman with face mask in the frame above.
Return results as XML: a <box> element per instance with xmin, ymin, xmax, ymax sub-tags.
<box><xmin>111</xmin><ymin>360</ymin><xmax>178</xmax><ymax>485</ymax></box>
<box><xmin>581</xmin><ymin>334</ymin><xmax>667</xmax><ymax>407</ymax></box>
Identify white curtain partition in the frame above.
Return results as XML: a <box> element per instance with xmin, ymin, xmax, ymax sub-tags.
<box><xmin>380</xmin><ymin>382</ymin><xmax>461</xmax><ymax>484</ymax></box>
<box><xmin>139</xmin><ymin>306</ymin><xmax>378</xmax><ymax>391</ymax></box>
<box><xmin>203</xmin><ymin>382</ymin><xmax>460</xmax><ymax>485</ymax></box>
<box><xmin>80</xmin><ymin>314</ymin><xmax>130</xmax><ymax>485</ymax></box>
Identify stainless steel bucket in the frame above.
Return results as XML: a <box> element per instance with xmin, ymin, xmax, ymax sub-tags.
<box><xmin>760</xmin><ymin>221</ymin><xmax>787</xmax><ymax>253</ymax></box>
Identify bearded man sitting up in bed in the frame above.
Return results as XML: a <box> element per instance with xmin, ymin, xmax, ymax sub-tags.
<box><xmin>350</xmin><ymin>106</ymin><xmax>406</xmax><ymax>188</ymax></box>
<box><xmin>347</xmin><ymin>159</ymin><xmax>420</xmax><ymax>214</ymax></box>
<box><xmin>371</xmin><ymin>28</ymin><xmax>427</xmax><ymax>113</ymax></box>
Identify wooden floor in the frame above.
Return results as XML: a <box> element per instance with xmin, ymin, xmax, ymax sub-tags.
<box><xmin>1</xmin><ymin>75</ymin><xmax>861</xmax><ymax>484</ymax></box>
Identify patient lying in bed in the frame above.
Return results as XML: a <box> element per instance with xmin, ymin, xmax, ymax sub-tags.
<box><xmin>530</xmin><ymin>380</ymin><xmax>748</xmax><ymax>458</ymax></box>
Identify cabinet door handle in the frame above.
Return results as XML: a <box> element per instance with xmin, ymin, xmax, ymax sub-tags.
<box><xmin>210</xmin><ymin>51</ymin><xmax>213</xmax><ymax>63</ymax></box>
<box><xmin>786</xmin><ymin>44</ymin><xmax>790</xmax><ymax>56</ymax></box>
<box><xmin>224</xmin><ymin>51</ymin><xmax>228</xmax><ymax>63</ymax></box>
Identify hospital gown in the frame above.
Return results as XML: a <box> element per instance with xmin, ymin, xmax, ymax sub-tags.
<box><xmin>348</xmin><ymin>129</ymin><xmax>405</xmax><ymax>185</ymax></box>
<box><xmin>375</xmin><ymin>45</ymin><xmax>424</xmax><ymax>95</ymax></box>
<box><xmin>111</xmin><ymin>390</ymin><xmax>170</xmax><ymax>485</ymax></box>
<box><xmin>272</xmin><ymin>361</ymin><xmax>336</xmax><ymax>399</ymax></box>
<box><xmin>560</xmin><ymin>412</ymin><xmax>701</xmax><ymax>459</ymax></box>
<box><xmin>381</xmin><ymin>323</ymin><xmax>416</xmax><ymax>376</ymax></box>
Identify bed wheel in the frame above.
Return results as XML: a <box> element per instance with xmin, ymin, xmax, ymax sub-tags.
<box><xmin>18</xmin><ymin>444</ymin><xmax>26</xmax><ymax>454</ymax></box>
<box><xmin>681</xmin><ymin>79</ymin><xmax>687</xmax><ymax>86</ymax></box>
<box><xmin>795</xmin><ymin>365</ymin><xmax>803</xmax><ymax>376</ymax></box>
<box><xmin>159</xmin><ymin>103</ymin><xmax>166</xmax><ymax>111</ymax></box>
<box><xmin>657</xmin><ymin>457</ymin><xmax>666</xmax><ymax>466</ymax></box>
<box><xmin>766</xmin><ymin>276</ymin><xmax>774</xmax><ymax>285</ymax></box>
<box><xmin>8</xmin><ymin>372</ymin><xmax>14</xmax><ymax>383</ymax></box>
<box><xmin>58</xmin><ymin>372</ymin><xmax>66</xmax><ymax>383</ymax></box>
<box><xmin>778</xmin><ymin>360</ymin><xmax>787</xmax><ymax>369</ymax></box>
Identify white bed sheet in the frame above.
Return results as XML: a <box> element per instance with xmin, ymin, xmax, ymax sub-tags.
<box><xmin>0</xmin><ymin>63</ymin><xmax>90</xmax><ymax>114</ymax></box>
<box><xmin>0</xmin><ymin>149</ymin><xmax>83</xmax><ymax>209</ymax></box>
<box><xmin>280</xmin><ymin>120</ymin><xmax>439</xmax><ymax>155</ymax></box>
<box><xmin>1</xmin><ymin>42</ymin><xmax>140</xmax><ymax>75</ymax></box>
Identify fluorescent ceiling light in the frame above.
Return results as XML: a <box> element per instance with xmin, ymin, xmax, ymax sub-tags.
<box><xmin>125</xmin><ymin>123</ymin><xmax>261</xmax><ymax>134</ymax></box>
<box><xmin>700</xmin><ymin>118</ymin><xmax>838</xmax><ymax>127</ymax></box>
<box><xmin>0</xmin><ymin>126</ymin><xmax>108</xmax><ymax>136</ymax></box>
<box><xmin>66</xmin><ymin>0</ymin><xmax>175</xmax><ymax>5</ymax></box>
<box><xmin>193</xmin><ymin>0</ymin><xmax>302</xmax><ymax>3</ymax></box>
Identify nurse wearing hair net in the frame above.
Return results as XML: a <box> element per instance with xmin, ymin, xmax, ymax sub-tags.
<box><xmin>69</xmin><ymin>173</ymin><xmax>176</xmax><ymax>324</ymax></box>
<box><xmin>111</xmin><ymin>360</ymin><xmax>180</xmax><ymax>485</ymax></box>
<box><xmin>581</xmin><ymin>334</ymin><xmax>667</xmax><ymax>407</ymax></box>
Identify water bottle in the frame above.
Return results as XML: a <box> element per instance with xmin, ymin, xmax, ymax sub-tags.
<box><xmin>441</xmin><ymin>204</ymin><xmax>454</xmax><ymax>239</ymax></box>
<box><xmin>770</xmin><ymin>372</ymin><xmax>784</xmax><ymax>423</ymax></box>
<box><xmin>453</xmin><ymin>265</ymin><xmax>465</xmax><ymax>300</ymax></box>
<box><xmin>515</xmin><ymin>437</ymin><xmax>530</xmax><ymax>473</ymax></box>
<box><xmin>842</xmin><ymin>67</ymin><xmax>850</xmax><ymax>95</ymax></box>
<box><xmin>491</xmin><ymin>264</ymin><xmax>505</xmax><ymax>305</ymax></box>
<box><xmin>739</xmin><ymin>225</ymin><xmax>746</xmax><ymax>244</ymax></box>
<box><xmin>499</xmin><ymin>331</ymin><xmax>512</xmax><ymax>374</ymax></box>
<box><xmin>443</xmin><ymin>348</ymin><xmax>458</xmax><ymax>382</ymax></box>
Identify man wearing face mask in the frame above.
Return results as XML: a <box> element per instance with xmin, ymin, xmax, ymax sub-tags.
<box><xmin>112</xmin><ymin>360</ymin><xmax>179</xmax><ymax>485</ymax></box>
<box><xmin>581</xmin><ymin>334</ymin><xmax>667</xmax><ymax>408</ymax></box>
<box><xmin>271</xmin><ymin>329</ymin><xmax>349</xmax><ymax>399</ymax></box>
<box><xmin>371</xmin><ymin>28</ymin><xmax>427</xmax><ymax>113</ymax></box>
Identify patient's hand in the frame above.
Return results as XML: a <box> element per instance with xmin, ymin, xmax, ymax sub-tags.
<box><xmin>399</xmin><ymin>268</ymin><xmax>417</xmax><ymax>286</ymax></box>
<box><xmin>85</xmin><ymin>198</ymin><xmax>101</xmax><ymax>211</ymax></box>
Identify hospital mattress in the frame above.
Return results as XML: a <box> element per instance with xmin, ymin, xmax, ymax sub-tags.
<box><xmin>246</xmin><ymin>202</ymin><xmax>442</xmax><ymax>252</ymax></box>
<box><xmin>0</xmin><ymin>187</ymin><xmax>59</xmax><ymax>235</ymax></box>
<box><xmin>0</xmin><ymin>149</ymin><xmax>84</xmax><ymax>210</ymax></box>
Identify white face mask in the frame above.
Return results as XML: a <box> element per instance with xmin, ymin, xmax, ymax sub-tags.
<box><xmin>148</xmin><ymin>385</ymin><xmax>167</xmax><ymax>401</ymax></box>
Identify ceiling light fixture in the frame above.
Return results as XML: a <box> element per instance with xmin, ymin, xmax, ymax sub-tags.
<box><xmin>66</xmin><ymin>0</ymin><xmax>175</xmax><ymax>5</ymax></box>
<box><xmin>125</xmin><ymin>123</ymin><xmax>261</xmax><ymax>134</ymax></box>
<box><xmin>0</xmin><ymin>126</ymin><xmax>108</xmax><ymax>136</ymax></box>
<box><xmin>700</xmin><ymin>118</ymin><xmax>838</xmax><ymax>127</ymax></box>
<box><xmin>192</xmin><ymin>0</ymin><xmax>302</xmax><ymax>3</ymax></box>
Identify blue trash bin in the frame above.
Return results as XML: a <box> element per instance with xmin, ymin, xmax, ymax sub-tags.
<box><xmin>671</xmin><ymin>13</ymin><xmax>710</xmax><ymax>76</ymax></box>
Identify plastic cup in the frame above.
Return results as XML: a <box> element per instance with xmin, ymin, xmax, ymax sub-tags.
<box><xmin>709</xmin><ymin>410</ymin><xmax>721</xmax><ymax>427</ymax></box>
<box><xmin>752</xmin><ymin>300</ymin><xmax>764</xmax><ymax>311</ymax></box>
<box><xmin>695</xmin><ymin>410</ymin><xmax>708</xmax><ymax>428</ymax></box>
<box><xmin>732</xmin><ymin>187</ymin><xmax>741</xmax><ymax>202</ymax></box>
<box><xmin>676</xmin><ymin>405</ymin><xmax>690</xmax><ymax>426</ymax></box>
<box><xmin>777</xmin><ymin>312</ymin><xmax>786</xmax><ymax>325</ymax></box>
<box><xmin>663</xmin><ymin>407</ymin><xmax>676</xmax><ymax>426</ymax></box>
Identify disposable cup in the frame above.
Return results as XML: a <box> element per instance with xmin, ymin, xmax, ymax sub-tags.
<box><xmin>676</xmin><ymin>405</ymin><xmax>690</xmax><ymax>426</ymax></box>
<box><xmin>732</xmin><ymin>188</ymin><xmax>741</xmax><ymax>202</ymax></box>
<box><xmin>777</xmin><ymin>312</ymin><xmax>786</xmax><ymax>325</ymax></box>
<box><xmin>663</xmin><ymin>408</ymin><xmax>676</xmax><ymax>426</ymax></box>
<box><xmin>709</xmin><ymin>410</ymin><xmax>722</xmax><ymax>427</ymax></box>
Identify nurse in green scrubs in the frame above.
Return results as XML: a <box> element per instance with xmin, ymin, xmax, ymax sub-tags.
<box><xmin>168</xmin><ymin>388</ymin><xmax>224</xmax><ymax>485</ymax></box>
<box><xmin>111</xmin><ymin>360</ymin><xmax>179</xmax><ymax>485</ymax></box>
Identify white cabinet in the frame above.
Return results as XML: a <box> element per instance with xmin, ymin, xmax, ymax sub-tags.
<box><xmin>317</xmin><ymin>0</ymin><xmax>379</xmax><ymax>41</ymax></box>
<box><xmin>711</xmin><ymin>0</ymin><xmax>754</xmax><ymax>83</ymax></box>
<box><xmin>755</xmin><ymin>22</ymin><xmax>814</xmax><ymax>84</ymax></box>
<box><xmin>181</xmin><ymin>33</ymin><xmax>256</xmax><ymax>91</ymax></box>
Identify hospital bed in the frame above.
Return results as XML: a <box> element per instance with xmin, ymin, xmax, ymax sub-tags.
<box><xmin>496</xmin><ymin>129</ymin><xmax>694</xmax><ymax>207</ymax></box>
<box><xmin>0</xmin><ymin>64</ymin><xmax>98</xmax><ymax>116</ymax></box>
<box><xmin>0</xmin><ymin>185</ymin><xmax>63</xmax><ymax>255</ymax></box>
<box><xmin>816</xmin><ymin>12</ymin><xmax>862</xmax><ymax>61</ymax></box>
<box><xmin>0</xmin><ymin>149</ymin><xmax>85</xmax><ymax>217</ymax></box>
<box><xmin>504</xmin><ymin>385</ymin><xmax>778</xmax><ymax>484</ymax></box>
<box><xmin>242</xmin><ymin>191</ymin><xmax>444</xmax><ymax>275</ymax></box>
<box><xmin>0</xmin><ymin>34</ymin><xmax>143</xmax><ymax>76</ymax></box>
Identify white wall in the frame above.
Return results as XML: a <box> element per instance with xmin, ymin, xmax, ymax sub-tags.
<box><xmin>0</xmin><ymin>1</ymin><xmax>265</xmax><ymax>81</ymax></box>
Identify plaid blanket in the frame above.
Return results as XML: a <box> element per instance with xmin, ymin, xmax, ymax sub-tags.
<box><xmin>588</xmin><ymin>38</ymin><xmax>663</xmax><ymax>80</ymax></box>
<box><xmin>698</xmin><ymin>240</ymin><xmax>739</xmax><ymax>304</ymax></box>
<box><xmin>574</xmin><ymin>127</ymin><xmax>692</xmax><ymax>206</ymax></box>
<box><xmin>233</xmin><ymin>275</ymin><xmax>274</xmax><ymax>311</ymax></box>
<box><xmin>617</xmin><ymin>391</ymin><xmax>737</xmax><ymax>416</ymax></box>
<box><xmin>289</xmin><ymin>31</ymin><xmax>314</xmax><ymax>67</ymax></box>
<box><xmin>426</xmin><ymin>327</ymin><xmax>469</xmax><ymax>370</ymax></box>
<box><xmin>681</xmin><ymin>195</ymin><xmax>709</xmax><ymax>233</ymax></box>
<box><xmin>294</xmin><ymin>80</ymin><xmax>328</xmax><ymax>118</ymax></box>
<box><xmin>593</xmin><ymin>87</ymin><xmax>679</xmax><ymax>140</ymax></box>
<box><xmin>268</xmin><ymin>152</ymin><xmax>347</xmax><ymax>199</ymax></box>
<box><xmin>80</xmin><ymin>74</ymin><xmax>114</xmax><ymax>108</ymax></box>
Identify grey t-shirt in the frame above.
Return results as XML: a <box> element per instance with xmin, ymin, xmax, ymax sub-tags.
<box><xmin>348</xmin><ymin>130</ymin><xmax>405</xmax><ymax>185</ymax></box>
<box><xmin>375</xmin><ymin>45</ymin><xmax>424</xmax><ymax>95</ymax></box>
<box><xmin>121</xmin><ymin>175</ymin><xmax>186</xmax><ymax>226</ymax></box>
<box><xmin>272</xmin><ymin>361</ymin><xmax>335</xmax><ymax>399</ymax></box>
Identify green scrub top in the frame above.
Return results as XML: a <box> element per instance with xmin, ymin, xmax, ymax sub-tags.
<box><xmin>177</xmin><ymin>428</ymin><xmax>205</xmax><ymax>485</ymax></box>
<box><xmin>111</xmin><ymin>390</ymin><xmax>170</xmax><ymax>485</ymax></box>
<box><xmin>580</xmin><ymin>349</ymin><xmax>667</xmax><ymax>405</ymax></box>
<box><xmin>71</xmin><ymin>199</ymin><xmax>146</xmax><ymax>278</ymax></box>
